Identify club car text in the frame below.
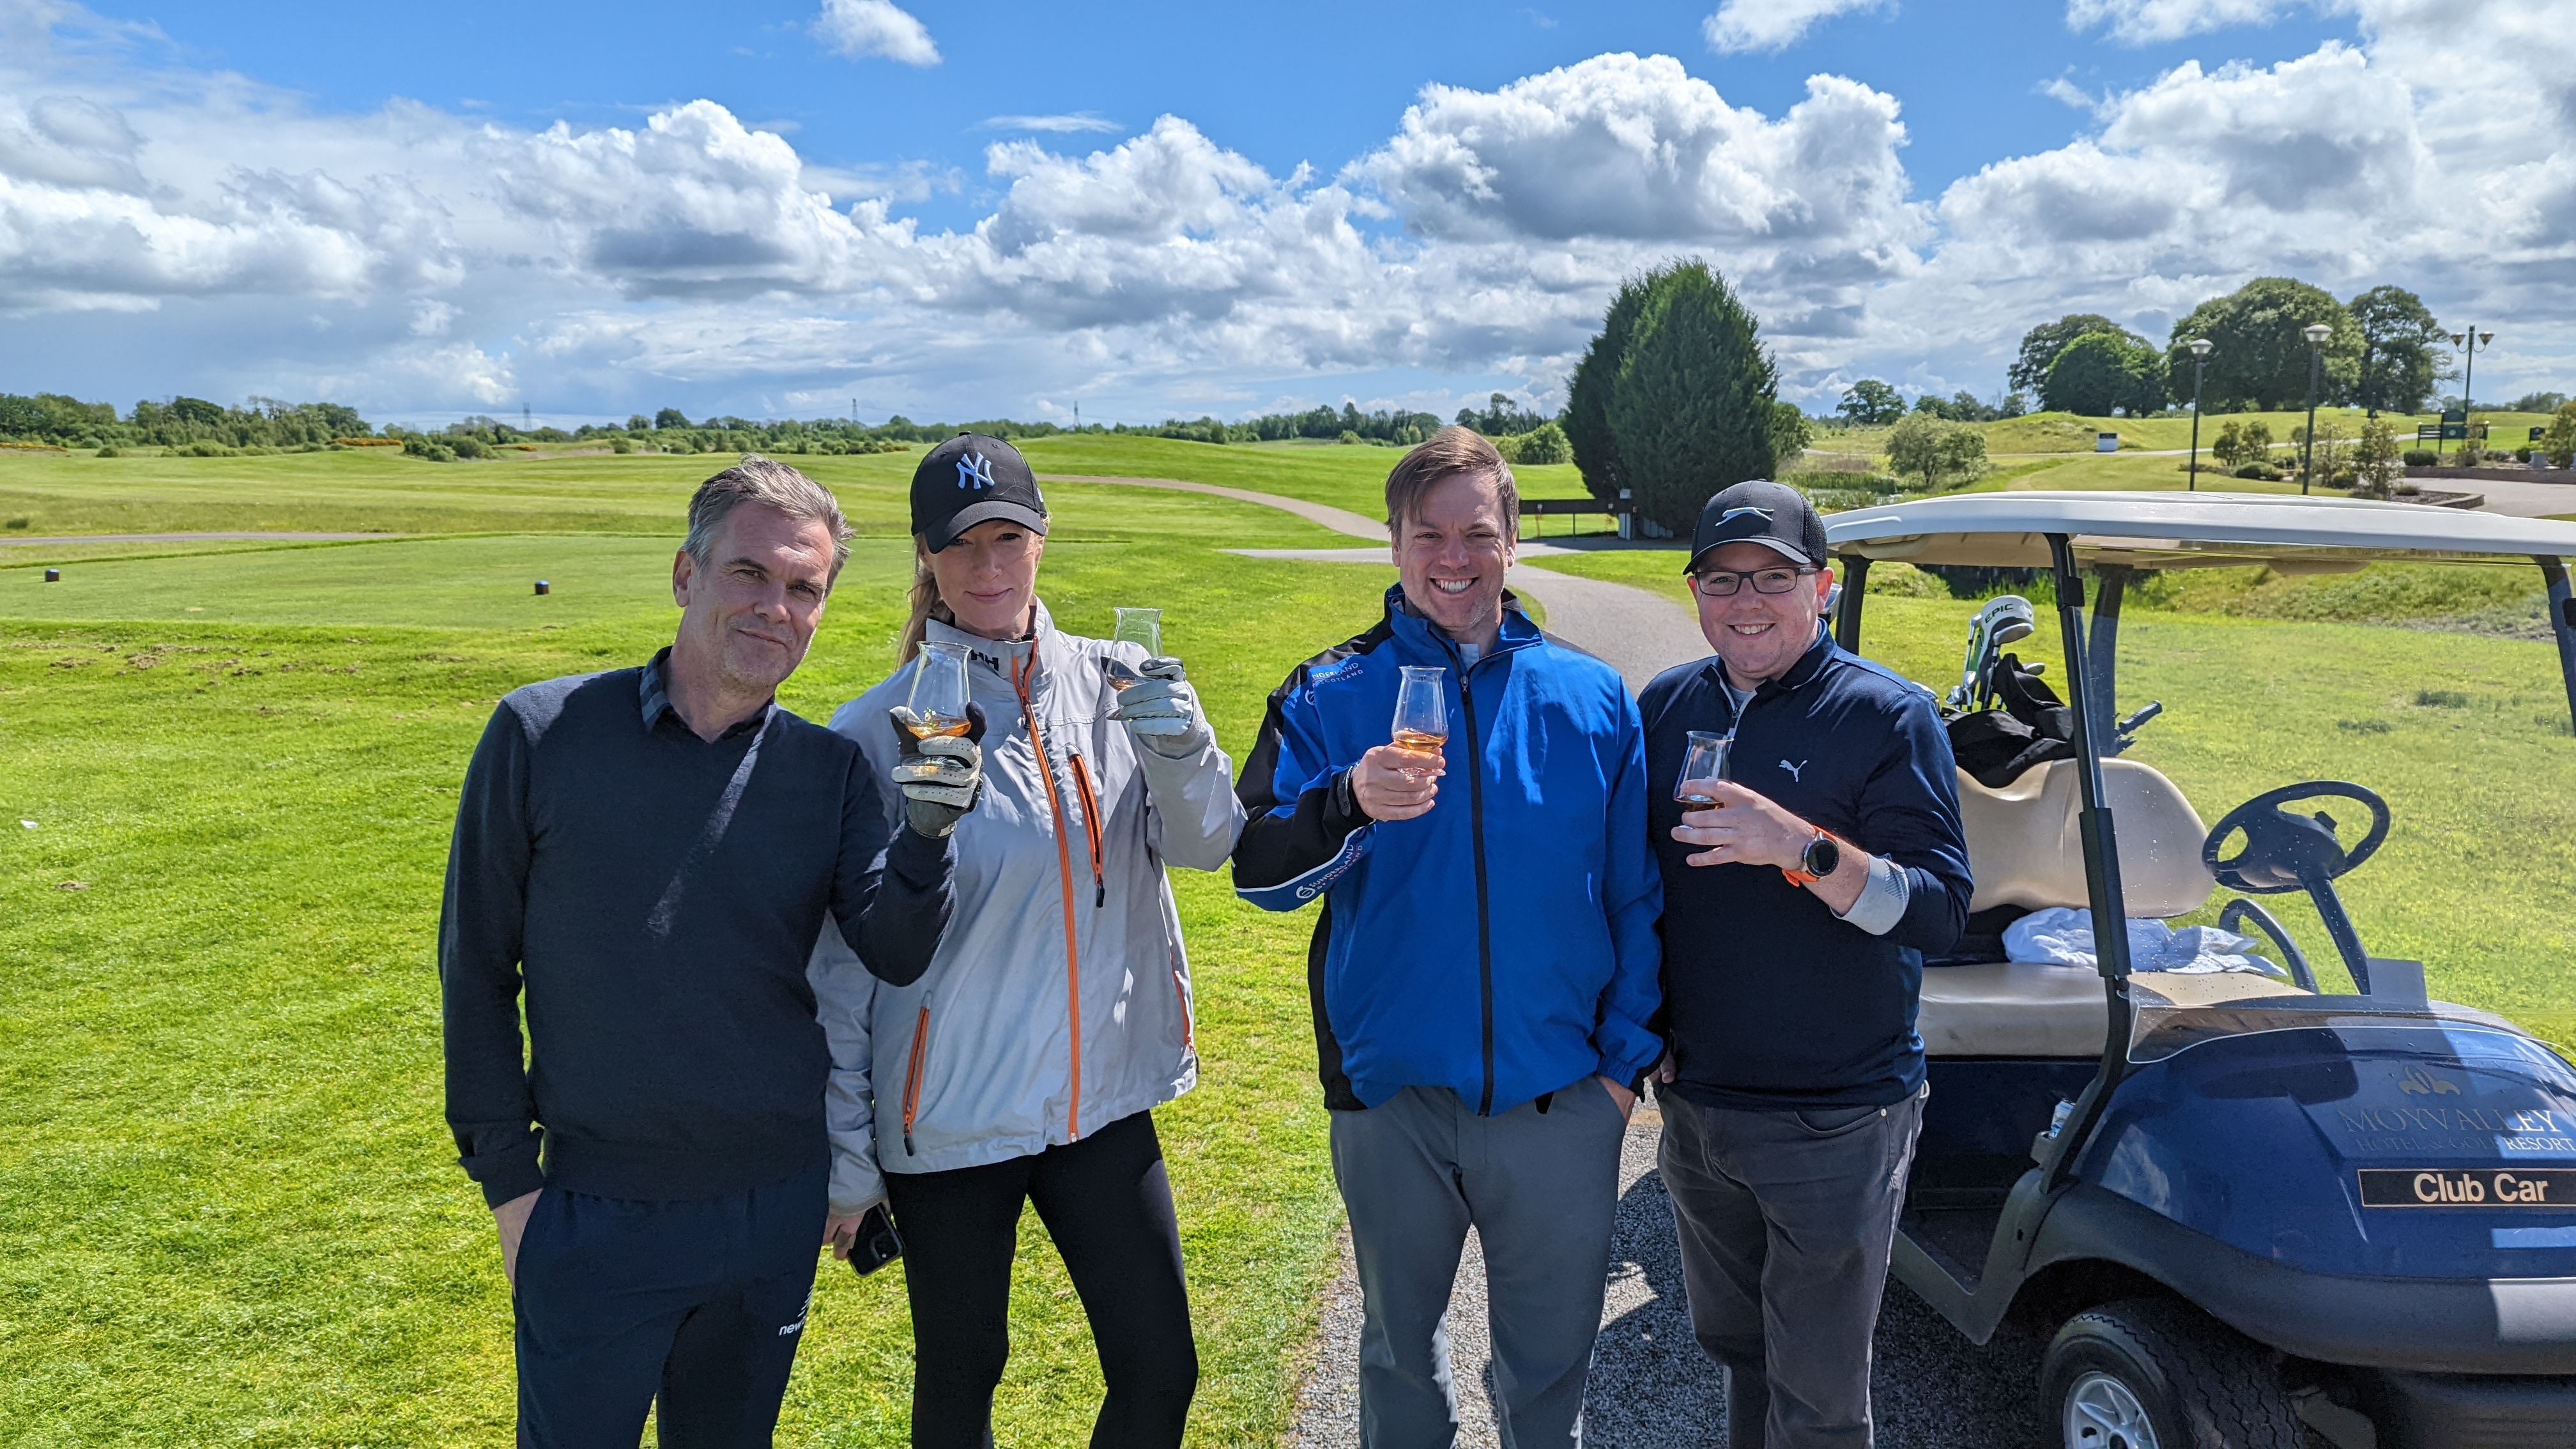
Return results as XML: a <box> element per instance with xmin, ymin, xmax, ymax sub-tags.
<box><xmin>2357</xmin><ymin>1167</ymin><xmax>2576</xmax><ymax>1208</ymax></box>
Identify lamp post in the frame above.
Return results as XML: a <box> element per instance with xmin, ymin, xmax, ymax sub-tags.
<box><xmin>2300</xmin><ymin>322</ymin><xmax>2333</xmax><ymax>495</ymax></box>
<box><xmin>2186</xmin><ymin>337</ymin><xmax>2212</xmax><ymax>491</ymax></box>
<box><xmin>2458</xmin><ymin>328</ymin><xmax>2493</xmax><ymax>456</ymax></box>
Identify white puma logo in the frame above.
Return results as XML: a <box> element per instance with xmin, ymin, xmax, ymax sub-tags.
<box><xmin>1781</xmin><ymin>759</ymin><xmax>1807</xmax><ymax>782</ymax></box>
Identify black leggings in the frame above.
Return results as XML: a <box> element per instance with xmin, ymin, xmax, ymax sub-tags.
<box><xmin>884</xmin><ymin>1110</ymin><xmax>1197</xmax><ymax>1449</ymax></box>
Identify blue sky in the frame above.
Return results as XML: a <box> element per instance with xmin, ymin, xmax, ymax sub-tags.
<box><xmin>3</xmin><ymin>0</ymin><xmax>2568</xmax><ymax>427</ymax></box>
<box><xmin>129</xmin><ymin>0</ymin><xmax>2349</xmax><ymax>211</ymax></box>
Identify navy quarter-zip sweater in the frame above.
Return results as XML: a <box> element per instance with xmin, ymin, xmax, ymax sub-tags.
<box><xmin>1640</xmin><ymin>626</ymin><xmax>1972</xmax><ymax>1110</ymax></box>
<box><xmin>439</xmin><ymin>652</ymin><xmax>953</xmax><ymax>1208</ymax></box>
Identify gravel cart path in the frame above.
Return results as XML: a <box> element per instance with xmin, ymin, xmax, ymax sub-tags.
<box><xmin>1285</xmin><ymin>1098</ymin><xmax>2051</xmax><ymax>1448</ymax></box>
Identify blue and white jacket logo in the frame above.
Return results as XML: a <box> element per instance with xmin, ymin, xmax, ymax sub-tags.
<box><xmin>956</xmin><ymin>452</ymin><xmax>996</xmax><ymax>489</ymax></box>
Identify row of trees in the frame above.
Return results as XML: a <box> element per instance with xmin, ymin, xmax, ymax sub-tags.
<box><xmin>1827</xmin><ymin>278</ymin><xmax>2494</xmax><ymax>429</ymax></box>
<box><xmin>1565</xmin><ymin>260</ymin><xmax>1813</xmax><ymax>533</ymax></box>
<box><xmin>2012</xmin><ymin>279</ymin><xmax>2457</xmax><ymax>417</ymax></box>
<box><xmin>0</xmin><ymin>394</ymin><xmax>372</xmax><ymax>450</ymax></box>
<box><xmin>0</xmin><ymin>388</ymin><xmax>1573</xmax><ymax>462</ymax></box>
<box><xmin>1834</xmin><ymin>379</ymin><xmax>2027</xmax><ymax>426</ymax></box>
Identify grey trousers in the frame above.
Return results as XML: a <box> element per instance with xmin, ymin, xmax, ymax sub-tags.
<box><xmin>1657</xmin><ymin>1086</ymin><xmax>1925</xmax><ymax>1449</ymax></box>
<box><xmin>1330</xmin><ymin>1082</ymin><xmax>1629</xmax><ymax>1448</ymax></box>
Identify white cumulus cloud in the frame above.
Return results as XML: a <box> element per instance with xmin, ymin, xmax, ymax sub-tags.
<box><xmin>2066</xmin><ymin>0</ymin><xmax>2346</xmax><ymax>44</ymax></box>
<box><xmin>815</xmin><ymin>0</ymin><xmax>940</xmax><ymax>66</ymax></box>
<box><xmin>1703</xmin><ymin>0</ymin><xmax>1890</xmax><ymax>55</ymax></box>
<box><xmin>2</xmin><ymin>0</ymin><xmax>2571</xmax><ymax>420</ymax></box>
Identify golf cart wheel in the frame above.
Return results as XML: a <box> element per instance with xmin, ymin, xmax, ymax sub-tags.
<box><xmin>2041</xmin><ymin>1298</ymin><xmax>2306</xmax><ymax>1449</ymax></box>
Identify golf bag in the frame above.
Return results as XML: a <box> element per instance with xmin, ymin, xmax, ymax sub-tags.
<box><xmin>1943</xmin><ymin>651</ymin><xmax>2078</xmax><ymax>790</ymax></box>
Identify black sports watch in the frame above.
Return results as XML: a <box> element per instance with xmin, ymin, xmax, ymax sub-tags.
<box><xmin>1798</xmin><ymin>831</ymin><xmax>1842</xmax><ymax>880</ymax></box>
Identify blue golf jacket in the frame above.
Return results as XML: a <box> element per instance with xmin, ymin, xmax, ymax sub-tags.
<box><xmin>1232</xmin><ymin>586</ymin><xmax>1664</xmax><ymax>1115</ymax></box>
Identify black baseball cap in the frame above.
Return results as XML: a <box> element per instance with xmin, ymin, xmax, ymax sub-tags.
<box><xmin>912</xmin><ymin>433</ymin><xmax>1048</xmax><ymax>552</ymax></box>
<box><xmin>1685</xmin><ymin>480</ymin><xmax>1827</xmax><ymax>574</ymax></box>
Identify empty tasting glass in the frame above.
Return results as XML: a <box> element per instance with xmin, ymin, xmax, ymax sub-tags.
<box><xmin>1110</xmin><ymin>608</ymin><xmax>1164</xmax><ymax>690</ymax></box>
<box><xmin>1675</xmin><ymin>730</ymin><xmax>1733</xmax><ymax>806</ymax></box>
<box><xmin>907</xmin><ymin>641</ymin><xmax>972</xmax><ymax>739</ymax></box>
<box><xmin>1390</xmin><ymin>666</ymin><xmax>1449</xmax><ymax>781</ymax></box>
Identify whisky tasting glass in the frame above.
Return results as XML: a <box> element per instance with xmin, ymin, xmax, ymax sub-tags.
<box><xmin>907</xmin><ymin>640</ymin><xmax>972</xmax><ymax>739</ymax></box>
<box><xmin>1391</xmin><ymin>666</ymin><xmax>1449</xmax><ymax>781</ymax></box>
<box><xmin>1675</xmin><ymin>730</ymin><xmax>1733</xmax><ymax>805</ymax></box>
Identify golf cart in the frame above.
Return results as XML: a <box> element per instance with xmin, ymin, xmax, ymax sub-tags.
<box><xmin>1823</xmin><ymin>493</ymin><xmax>2576</xmax><ymax>1448</ymax></box>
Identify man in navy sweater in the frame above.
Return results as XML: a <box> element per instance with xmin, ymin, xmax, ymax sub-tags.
<box><xmin>440</xmin><ymin>457</ymin><xmax>976</xmax><ymax>1448</ymax></box>
<box><xmin>1639</xmin><ymin>481</ymin><xmax>1971</xmax><ymax>1449</ymax></box>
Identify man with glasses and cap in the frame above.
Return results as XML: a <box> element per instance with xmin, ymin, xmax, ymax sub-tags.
<box><xmin>1638</xmin><ymin>480</ymin><xmax>1973</xmax><ymax>1449</ymax></box>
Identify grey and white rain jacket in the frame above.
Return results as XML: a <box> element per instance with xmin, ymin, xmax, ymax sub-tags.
<box><xmin>810</xmin><ymin>602</ymin><xmax>1245</xmax><ymax>1214</ymax></box>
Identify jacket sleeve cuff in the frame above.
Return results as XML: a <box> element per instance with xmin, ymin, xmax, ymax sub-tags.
<box><xmin>1833</xmin><ymin>854</ymin><xmax>1912</xmax><ymax>937</ymax></box>
<box><xmin>1597</xmin><ymin>1039</ymin><xmax>1664</xmax><ymax>1095</ymax></box>
<box><xmin>464</xmin><ymin>1137</ymin><xmax>546</xmax><ymax>1208</ymax></box>
<box><xmin>1234</xmin><ymin>770</ymin><xmax>1375</xmax><ymax>911</ymax></box>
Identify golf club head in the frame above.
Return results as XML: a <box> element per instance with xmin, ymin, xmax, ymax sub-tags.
<box><xmin>1971</xmin><ymin>595</ymin><xmax>2036</xmax><ymax>710</ymax></box>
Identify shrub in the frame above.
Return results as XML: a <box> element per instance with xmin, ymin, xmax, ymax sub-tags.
<box><xmin>4</xmin><ymin>516</ymin><xmax>29</xmax><ymax>529</ymax></box>
<box><xmin>1862</xmin><ymin>560</ymin><xmax>1946</xmax><ymax>598</ymax></box>
<box><xmin>448</xmin><ymin>434</ymin><xmax>493</xmax><ymax>459</ymax></box>
<box><xmin>402</xmin><ymin>435</ymin><xmax>458</xmax><ymax>463</ymax></box>
<box><xmin>2542</xmin><ymin>400</ymin><xmax>2576</xmax><ymax>468</ymax></box>
<box><xmin>176</xmin><ymin>440</ymin><xmax>236</xmax><ymax>457</ymax></box>
<box><xmin>95</xmin><ymin>445</ymin><xmax>118</xmax><ymax>458</ymax></box>
<box><xmin>2233</xmin><ymin>463</ymin><xmax>2277</xmax><ymax>480</ymax></box>
<box><xmin>1337</xmin><ymin>429</ymin><xmax>1361</xmax><ymax>445</ymax></box>
<box><xmin>1500</xmin><ymin>421</ymin><xmax>1571</xmax><ymax>465</ymax></box>
<box><xmin>2402</xmin><ymin>448</ymin><xmax>2439</xmax><ymax>466</ymax></box>
<box><xmin>2209</xmin><ymin>419</ymin><xmax>2250</xmax><ymax>472</ymax></box>
<box><xmin>2352</xmin><ymin>415</ymin><xmax>2401</xmax><ymax>499</ymax></box>
<box><xmin>610</xmin><ymin>437</ymin><xmax>632</xmax><ymax>454</ymax></box>
<box><xmin>1886</xmin><ymin>415</ymin><xmax>1987</xmax><ymax>491</ymax></box>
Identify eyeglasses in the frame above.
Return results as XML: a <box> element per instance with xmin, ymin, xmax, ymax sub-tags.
<box><xmin>1690</xmin><ymin>566</ymin><xmax>1817</xmax><ymax>597</ymax></box>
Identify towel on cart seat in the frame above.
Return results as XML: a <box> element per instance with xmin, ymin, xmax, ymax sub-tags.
<box><xmin>2003</xmin><ymin>906</ymin><xmax>2282</xmax><ymax>977</ymax></box>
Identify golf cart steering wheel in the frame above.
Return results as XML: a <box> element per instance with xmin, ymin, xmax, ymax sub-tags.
<box><xmin>2205</xmin><ymin>778</ymin><xmax>2380</xmax><ymax>892</ymax></box>
<box><xmin>2201</xmin><ymin>782</ymin><xmax>2390</xmax><ymax>894</ymax></box>
<box><xmin>2202</xmin><ymin>783</ymin><xmax>2391</xmax><ymax>995</ymax></box>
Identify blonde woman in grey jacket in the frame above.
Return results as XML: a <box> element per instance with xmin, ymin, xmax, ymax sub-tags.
<box><xmin>810</xmin><ymin>435</ymin><xmax>1243</xmax><ymax>1448</ymax></box>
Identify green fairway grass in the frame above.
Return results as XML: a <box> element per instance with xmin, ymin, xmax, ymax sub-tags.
<box><xmin>0</xmin><ymin>446</ymin><xmax>1374</xmax><ymax>544</ymax></box>
<box><xmin>8</xmin><ymin>447</ymin><xmax>2574</xmax><ymax>1445</ymax></box>
<box><xmin>0</xmin><ymin>518</ymin><xmax>1413</xmax><ymax>1445</ymax></box>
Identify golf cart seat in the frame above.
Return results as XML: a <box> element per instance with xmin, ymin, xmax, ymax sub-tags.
<box><xmin>1957</xmin><ymin>758</ymin><xmax>2215</xmax><ymax>917</ymax></box>
<box><xmin>1922</xmin><ymin>760</ymin><xmax>2223</xmax><ymax>1058</ymax></box>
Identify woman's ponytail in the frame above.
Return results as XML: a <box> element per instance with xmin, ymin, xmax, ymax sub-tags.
<box><xmin>897</xmin><ymin>537</ymin><xmax>951</xmax><ymax>663</ymax></box>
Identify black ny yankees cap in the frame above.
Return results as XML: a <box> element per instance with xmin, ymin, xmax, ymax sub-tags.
<box><xmin>912</xmin><ymin>433</ymin><xmax>1048</xmax><ymax>551</ymax></box>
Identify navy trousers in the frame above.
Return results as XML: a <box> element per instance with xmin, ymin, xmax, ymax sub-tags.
<box><xmin>513</xmin><ymin>1157</ymin><xmax>829</xmax><ymax>1449</ymax></box>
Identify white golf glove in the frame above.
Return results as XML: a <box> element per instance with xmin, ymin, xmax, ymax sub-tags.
<box><xmin>887</xmin><ymin>703</ymin><xmax>987</xmax><ymax>838</ymax></box>
<box><xmin>1105</xmin><ymin>657</ymin><xmax>1210</xmax><ymax>759</ymax></box>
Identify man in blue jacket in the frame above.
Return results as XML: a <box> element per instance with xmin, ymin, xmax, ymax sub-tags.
<box><xmin>1641</xmin><ymin>481</ymin><xmax>1972</xmax><ymax>1449</ymax></box>
<box><xmin>1234</xmin><ymin>427</ymin><xmax>1662</xmax><ymax>1447</ymax></box>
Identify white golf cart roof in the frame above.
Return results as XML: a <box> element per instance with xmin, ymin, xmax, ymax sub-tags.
<box><xmin>1823</xmin><ymin>491</ymin><xmax>2576</xmax><ymax>570</ymax></box>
